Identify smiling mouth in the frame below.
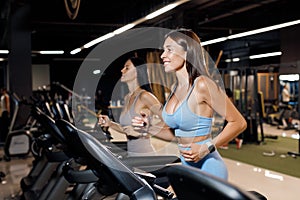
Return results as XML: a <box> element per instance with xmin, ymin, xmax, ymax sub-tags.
<box><xmin>163</xmin><ymin>61</ymin><xmax>170</xmax><ymax>66</ymax></box>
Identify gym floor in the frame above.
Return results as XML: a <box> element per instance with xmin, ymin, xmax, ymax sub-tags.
<box><xmin>0</xmin><ymin>123</ymin><xmax>299</xmax><ymax>200</ymax></box>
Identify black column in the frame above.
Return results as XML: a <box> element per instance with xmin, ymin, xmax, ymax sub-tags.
<box><xmin>8</xmin><ymin>2</ymin><xmax>32</xmax><ymax>98</ymax></box>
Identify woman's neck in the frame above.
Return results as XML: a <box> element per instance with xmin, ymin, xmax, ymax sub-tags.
<box><xmin>127</xmin><ymin>84</ymin><xmax>141</xmax><ymax>97</ymax></box>
<box><xmin>176</xmin><ymin>70</ymin><xmax>190</xmax><ymax>87</ymax></box>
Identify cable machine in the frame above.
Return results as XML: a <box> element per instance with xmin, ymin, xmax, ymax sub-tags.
<box><xmin>220</xmin><ymin>67</ymin><xmax>265</xmax><ymax>144</ymax></box>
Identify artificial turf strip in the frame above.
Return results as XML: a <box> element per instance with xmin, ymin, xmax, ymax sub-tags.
<box><xmin>219</xmin><ymin>136</ymin><xmax>300</xmax><ymax>178</ymax></box>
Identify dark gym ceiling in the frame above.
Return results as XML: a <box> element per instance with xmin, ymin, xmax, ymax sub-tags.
<box><xmin>1</xmin><ymin>0</ymin><xmax>299</xmax><ymax>68</ymax></box>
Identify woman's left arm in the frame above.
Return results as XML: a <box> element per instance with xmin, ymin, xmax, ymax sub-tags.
<box><xmin>202</xmin><ymin>78</ymin><xmax>247</xmax><ymax>148</ymax></box>
<box><xmin>180</xmin><ymin>77</ymin><xmax>246</xmax><ymax>162</ymax></box>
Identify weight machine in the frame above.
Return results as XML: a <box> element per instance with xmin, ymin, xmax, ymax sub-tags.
<box><xmin>220</xmin><ymin>67</ymin><xmax>265</xmax><ymax>144</ymax></box>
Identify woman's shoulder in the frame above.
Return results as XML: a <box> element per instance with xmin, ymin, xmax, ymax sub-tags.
<box><xmin>139</xmin><ymin>90</ymin><xmax>161</xmax><ymax>105</ymax></box>
<box><xmin>139</xmin><ymin>90</ymin><xmax>156</xmax><ymax>100</ymax></box>
<box><xmin>194</xmin><ymin>75</ymin><xmax>220</xmax><ymax>94</ymax></box>
<box><xmin>195</xmin><ymin>75</ymin><xmax>212</xmax><ymax>89</ymax></box>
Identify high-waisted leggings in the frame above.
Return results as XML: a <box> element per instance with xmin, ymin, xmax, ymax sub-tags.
<box><xmin>179</xmin><ymin>139</ymin><xmax>228</xmax><ymax>180</ymax></box>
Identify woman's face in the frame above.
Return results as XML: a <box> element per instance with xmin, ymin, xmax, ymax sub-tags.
<box><xmin>160</xmin><ymin>36</ymin><xmax>186</xmax><ymax>73</ymax></box>
<box><xmin>120</xmin><ymin>59</ymin><xmax>137</xmax><ymax>82</ymax></box>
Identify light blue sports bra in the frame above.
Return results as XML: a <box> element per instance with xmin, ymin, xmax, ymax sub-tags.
<box><xmin>162</xmin><ymin>80</ymin><xmax>212</xmax><ymax>137</ymax></box>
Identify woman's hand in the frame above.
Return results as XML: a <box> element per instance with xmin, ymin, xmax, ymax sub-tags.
<box><xmin>131</xmin><ymin>109</ymin><xmax>150</xmax><ymax>131</ymax></box>
<box><xmin>179</xmin><ymin>143</ymin><xmax>209</xmax><ymax>162</ymax></box>
<box><xmin>131</xmin><ymin>116</ymin><xmax>148</xmax><ymax>130</ymax></box>
<box><xmin>98</xmin><ymin>114</ymin><xmax>111</xmax><ymax>127</ymax></box>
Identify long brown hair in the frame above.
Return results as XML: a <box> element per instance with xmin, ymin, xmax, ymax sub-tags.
<box><xmin>128</xmin><ymin>57</ymin><xmax>153</xmax><ymax>93</ymax></box>
<box><xmin>164</xmin><ymin>28</ymin><xmax>210</xmax><ymax>86</ymax></box>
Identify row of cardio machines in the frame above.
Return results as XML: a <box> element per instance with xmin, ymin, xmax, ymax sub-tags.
<box><xmin>6</xmin><ymin>93</ymin><xmax>266</xmax><ymax>200</ymax></box>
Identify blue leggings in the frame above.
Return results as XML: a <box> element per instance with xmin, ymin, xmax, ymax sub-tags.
<box><xmin>179</xmin><ymin>141</ymin><xmax>228</xmax><ymax>180</ymax></box>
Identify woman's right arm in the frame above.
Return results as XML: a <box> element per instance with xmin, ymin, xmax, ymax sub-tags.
<box><xmin>98</xmin><ymin>115</ymin><xmax>124</xmax><ymax>133</ymax></box>
<box><xmin>131</xmin><ymin>93</ymin><xmax>176</xmax><ymax>142</ymax></box>
<box><xmin>98</xmin><ymin>115</ymin><xmax>141</xmax><ymax>137</ymax></box>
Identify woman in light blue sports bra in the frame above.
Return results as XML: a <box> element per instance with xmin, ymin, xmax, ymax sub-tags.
<box><xmin>158</xmin><ymin>29</ymin><xmax>247</xmax><ymax>180</ymax></box>
<box><xmin>98</xmin><ymin>57</ymin><xmax>164</xmax><ymax>156</ymax></box>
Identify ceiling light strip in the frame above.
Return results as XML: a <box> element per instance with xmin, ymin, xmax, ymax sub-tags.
<box><xmin>37</xmin><ymin>50</ymin><xmax>64</xmax><ymax>55</ymax></box>
<box><xmin>83</xmin><ymin>32</ymin><xmax>115</xmax><ymax>49</ymax></box>
<box><xmin>73</xmin><ymin>0</ymin><xmax>190</xmax><ymax>53</ymax></box>
<box><xmin>228</xmin><ymin>20</ymin><xmax>300</xmax><ymax>39</ymax></box>
<box><xmin>0</xmin><ymin>50</ymin><xmax>9</xmax><ymax>54</ymax></box>
<box><xmin>70</xmin><ymin>48</ymin><xmax>82</xmax><ymax>55</ymax></box>
<box><xmin>202</xmin><ymin>37</ymin><xmax>227</xmax><ymax>46</ymax></box>
<box><xmin>145</xmin><ymin>3</ymin><xmax>178</xmax><ymax>20</ymax></box>
<box><xmin>249</xmin><ymin>51</ymin><xmax>282</xmax><ymax>59</ymax></box>
<box><xmin>202</xmin><ymin>19</ymin><xmax>300</xmax><ymax>46</ymax></box>
<box><xmin>225</xmin><ymin>51</ymin><xmax>282</xmax><ymax>63</ymax></box>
